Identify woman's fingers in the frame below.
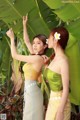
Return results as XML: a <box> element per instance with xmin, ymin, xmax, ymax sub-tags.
<box><xmin>42</xmin><ymin>55</ymin><xmax>49</xmax><ymax>63</ymax></box>
<box><xmin>6</xmin><ymin>28</ymin><xmax>14</xmax><ymax>39</ymax></box>
<box><xmin>23</xmin><ymin>16</ymin><xmax>26</xmax><ymax>20</ymax></box>
<box><xmin>23</xmin><ymin>16</ymin><xmax>28</xmax><ymax>20</ymax></box>
<box><xmin>6</xmin><ymin>28</ymin><xmax>12</xmax><ymax>34</ymax></box>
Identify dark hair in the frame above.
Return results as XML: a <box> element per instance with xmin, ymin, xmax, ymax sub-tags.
<box><xmin>33</xmin><ymin>34</ymin><xmax>47</xmax><ymax>45</ymax></box>
<box><xmin>50</xmin><ymin>27</ymin><xmax>69</xmax><ymax>50</ymax></box>
<box><xmin>33</xmin><ymin>34</ymin><xmax>48</xmax><ymax>54</ymax></box>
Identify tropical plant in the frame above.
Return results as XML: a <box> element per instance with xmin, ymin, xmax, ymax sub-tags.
<box><xmin>0</xmin><ymin>0</ymin><xmax>80</xmax><ymax>119</ymax></box>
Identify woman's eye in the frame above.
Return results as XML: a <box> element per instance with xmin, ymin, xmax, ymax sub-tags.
<box><xmin>37</xmin><ymin>43</ymin><xmax>40</xmax><ymax>44</ymax></box>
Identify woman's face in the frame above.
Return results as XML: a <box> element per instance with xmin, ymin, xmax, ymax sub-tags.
<box><xmin>47</xmin><ymin>35</ymin><xmax>57</xmax><ymax>49</ymax></box>
<box><xmin>32</xmin><ymin>38</ymin><xmax>46</xmax><ymax>54</ymax></box>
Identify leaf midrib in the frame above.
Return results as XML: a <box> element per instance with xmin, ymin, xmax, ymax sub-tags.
<box><xmin>5</xmin><ymin>0</ymin><xmax>35</xmax><ymax>35</ymax></box>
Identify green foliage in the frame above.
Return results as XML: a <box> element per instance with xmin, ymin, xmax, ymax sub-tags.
<box><xmin>0</xmin><ymin>37</ymin><xmax>11</xmax><ymax>83</ymax></box>
<box><xmin>43</xmin><ymin>0</ymin><xmax>80</xmax><ymax>39</ymax></box>
<box><xmin>36</xmin><ymin>0</ymin><xmax>59</xmax><ymax>30</ymax></box>
<box><xmin>0</xmin><ymin>1</ymin><xmax>80</xmax><ymax>119</ymax></box>
<box><xmin>0</xmin><ymin>0</ymin><xmax>50</xmax><ymax>39</ymax></box>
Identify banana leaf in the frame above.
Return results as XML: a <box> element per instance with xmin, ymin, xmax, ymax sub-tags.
<box><xmin>36</xmin><ymin>0</ymin><xmax>59</xmax><ymax>30</ymax></box>
<box><xmin>66</xmin><ymin>34</ymin><xmax>80</xmax><ymax>105</ymax></box>
<box><xmin>66</xmin><ymin>19</ymin><xmax>80</xmax><ymax>40</ymax></box>
<box><xmin>43</xmin><ymin>0</ymin><xmax>80</xmax><ymax>39</ymax></box>
<box><xmin>0</xmin><ymin>0</ymin><xmax>50</xmax><ymax>40</ymax></box>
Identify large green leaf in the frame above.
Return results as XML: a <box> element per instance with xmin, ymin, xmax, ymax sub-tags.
<box><xmin>66</xmin><ymin>19</ymin><xmax>80</xmax><ymax>40</ymax></box>
<box><xmin>53</xmin><ymin>4</ymin><xmax>80</xmax><ymax>21</ymax></box>
<box><xmin>65</xmin><ymin>34</ymin><xmax>80</xmax><ymax>105</ymax></box>
<box><xmin>43</xmin><ymin>0</ymin><xmax>80</xmax><ymax>39</ymax></box>
<box><xmin>0</xmin><ymin>0</ymin><xmax>50</xmax><ymax>40</ymax></box>
<box><xmin>36</xmin><ymin>0</ymin><xmax>59</xmax><ymax>30</ymax></box>
<box><xmin>43</xmin><ymin>0</ymin><xmax>80</xmax><ymax>22</ymax></box>
<box><xmin>43</xmin><ymin>0</ymin><xmax>63</xmax><ymax>9</ymax></box>
<box><xmin>66</xmin><ymin>40</ymin><xmax>80</xmax><ymax>105</ymax></box>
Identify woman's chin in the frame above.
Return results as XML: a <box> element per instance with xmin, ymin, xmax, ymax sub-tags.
<box><xmin>48</xmin><ymin>45</ymin><xmax>51</xmax><ymax>48</ymax></box>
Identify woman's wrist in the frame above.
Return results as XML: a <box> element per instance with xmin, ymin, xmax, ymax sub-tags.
<box><xmin>23</xmin><ymin>23</ymin><xmax>27</xmax><ymax>27</ymax></box>
<box><xmin>11</xmin><ymin>39</ymin><xmax>15</xmax><ymax>44</ymax></box>
<box><xmin>58</xmin><ymin>106</ymin><xmax>64</xmax><ymax>113</ymax></box>
<box><xmin>11</xmin><ymin>38</ymin><xmax>15</xmax><ymax>41</ymax></box>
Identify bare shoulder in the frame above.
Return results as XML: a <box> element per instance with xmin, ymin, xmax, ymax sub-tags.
<box><xmin>23</xmin><ymin>54</ymin><xmax>44</xmax><ymax>64</ymax></box>
<box><xmin>59</xmin><ymin>55</ymin><xmax>69</xmax><ymax>66</ymax></box>
<box><xmin>60</xmin><ymin>55</ymin><xmax>69</xmax><ymax>75</ymax></box>
<box><xmin>32</xmin><ymin>55</ymin><xmax>44</xmax><ymax>71</ymax></box>
<box><xmin>34</xmin><ymin>55</ymin><xmax>44</xmax><ymax>63</ymax></box>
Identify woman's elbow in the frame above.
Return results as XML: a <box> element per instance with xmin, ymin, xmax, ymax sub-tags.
<box><xmin>12</xmin><ymin>53</ymin><xmax>17</xmax><ymax>59</ymax></box>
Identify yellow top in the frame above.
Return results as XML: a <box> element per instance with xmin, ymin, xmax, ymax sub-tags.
<box><xmin>23</xmin><ymin>63</ymin><xmax>40</xmax><ymax>80</ymax></box>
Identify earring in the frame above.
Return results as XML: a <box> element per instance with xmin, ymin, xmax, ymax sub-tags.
<box><xmin>35</xmin><ymin>52</ymin><xmax>38</xmax><ymax>55</ymax></box>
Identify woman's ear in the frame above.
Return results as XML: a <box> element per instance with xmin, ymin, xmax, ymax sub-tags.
<box><xmin>54</xmin><ymin>38</ymin><xmax>58</xmax><ymax>44</ymax></box>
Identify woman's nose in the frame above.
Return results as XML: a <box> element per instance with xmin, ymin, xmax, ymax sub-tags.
<box><xmin>34</xmin><ymin>44</ymin><xmax>37</xmax><ymax>47</ymax></box>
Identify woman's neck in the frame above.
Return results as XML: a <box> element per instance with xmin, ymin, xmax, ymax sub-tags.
<box><xmin>32</xmin><ymin>53</ymin><xmax>44</xmax><ymax>55</ymax></box>
<box><xmin>53</xmin><ymin>45</ymin><xmax>64</xmax><ymax>58</ymax></box>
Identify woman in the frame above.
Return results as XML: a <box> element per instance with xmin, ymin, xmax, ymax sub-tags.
<box><xmin>6</xmin><ymin>17</ymin><xmax>48</xmax><ymax>120</ymax></box>
<box><xmin>44</xmin><ymin>27</ymin><xmax>71</xmax><ymax>120</ymax></box>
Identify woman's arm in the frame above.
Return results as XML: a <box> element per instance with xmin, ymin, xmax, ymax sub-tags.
<box><xmin>59</xmin><ymin>59</ymin><xmax>69</xmax><ymax>111</ymax></box>
<box><xmin>6</xmin><ymin>29</ymin><xmax>43</xmax><ymax>63</ymax></box>
<box><xmin>23</xmin><ymin>16</ymin><xmax>33</xmax><ymax>54</ymax></box>
<box><xmin>56</xmin><ymin>59</ymin><xmax>69</xmax><ymax>120</ymax></box>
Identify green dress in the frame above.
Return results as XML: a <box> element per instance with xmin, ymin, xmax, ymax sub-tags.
<box><xmin>43</xmin><ymin>68</ymin><xmax>71</xmax><ymax>120</ymax></box>
<box><xmin>43</xmin><ymin>68</ymin><xmax>63</xmax><ymax>91</ymax></box>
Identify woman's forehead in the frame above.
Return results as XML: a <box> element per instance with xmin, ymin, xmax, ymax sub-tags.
<box><xmin>33</xmin><ymin>38</ymin><xmax>41</xmax><ymax>42</ymax></box>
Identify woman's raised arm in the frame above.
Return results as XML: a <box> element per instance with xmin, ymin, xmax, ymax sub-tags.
<box><xmin>6</xmin><ymin>28</ymin><xmax>41</xmax><ymax>63</ymax></box>
<box><xmin>23</xmin><ymin>16</ymin><xmax>33</xmax><ymax>54</ymax></box>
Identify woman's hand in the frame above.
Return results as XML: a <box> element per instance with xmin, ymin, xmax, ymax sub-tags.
<box><xmin>56</xmin><ymin>109</ymin><xmax>64</xmax><ymax>120</ymax></box>
<box><xmin>42</xmin><ymin>55</ymin><xmax>49</xmax><ymax>63</ymax></box>
<box><xmin>6</xmin><ymin>28</ymin><xmax>15</xmax><ymax>40</ymax></box>
<box><xmin>23</xmin><ymin>16</ymin><xmax>28</xmax><ymax>26</ymax></box>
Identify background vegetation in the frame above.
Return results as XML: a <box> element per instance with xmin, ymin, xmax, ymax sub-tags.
<box><xmin>0</xmin><ymin>0</ymin><xmax>80</xmax><ymax>119</ymax></box>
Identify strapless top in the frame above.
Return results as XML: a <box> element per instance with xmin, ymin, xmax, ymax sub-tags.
<box><xmin>43</xmin><ymin>68</ymin><xmax>63</xmax><ymax>91</ymax></box>
<box><xmin>23</xmin><ymin>63</ymin><xmax>40</xmax><ymax>80</ymax></box>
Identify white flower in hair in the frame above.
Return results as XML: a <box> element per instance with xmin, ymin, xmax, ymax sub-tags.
<box><xmin>46</xmin><ymin>39</ymin><xmax>48</xmax><ymax>44</ymax></box>
<box><xmin>54</xmin><ymin>32</ymin><xmax>60</xmax><ymax>40</ymax></box>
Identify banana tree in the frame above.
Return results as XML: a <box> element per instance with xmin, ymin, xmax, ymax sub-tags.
<box><xmin>0</xmin><ymin>0</ymin><xmax>80</xmax><ymax>119</ymax></box>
